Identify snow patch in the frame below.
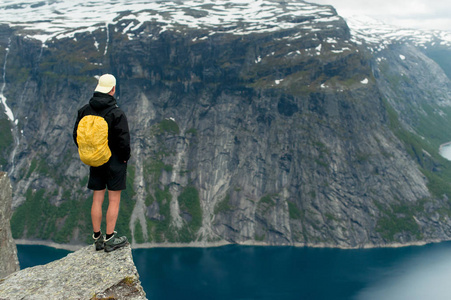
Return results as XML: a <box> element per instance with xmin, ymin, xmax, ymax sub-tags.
<box><xmin>326</xmin><ymin>37</ymin><xmax>337</xmax><ymax>43</ymax></box>
<box><xmin>315</xmin><ymin>43</ymin><xmax>322</xmax><ymax>54</ymax></box>
<box><xmin>0</xmin><ymin>0</ymin><xmax>341</xmax><ymax>41</ymax></box>
<box><xmin>344</xmin><ymin>14</ymin><xmax>451</xmax><ymax>49</ymax></box>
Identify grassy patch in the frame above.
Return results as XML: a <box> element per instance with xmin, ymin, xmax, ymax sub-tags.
<box><xmin>157</xmin><ymin>119</ymin><xmax>180</xmax><ymax>135</ymax></box>
<box><xmin>186</xmin><ymin>128</ymin><xmax>198</xmax><ymax>135</ymax></box>
<box><xmin>375</xmin><ymin>200</ymin><xmax>425</xmax><ymax>242</ymax></box>
<box><xmin>214</xmin><ymin>194</ymin><xmax>234</xmax><ymax>214</ymax></box>
<box><xmin>178</xmin><ymin>186</ymin><xmax>202</xmax><ymax>242</ymax></box>
<box><xmin>144</xmin><ymin>158</ymin><xmax>173</xmax><ymax>183</ymax></box>
<box><xmin>0</xmin><ymin>119</ymin><xmax>13</xmax><ymax>150</ymax></box>
<box><xmin>258</xmin><ymin>195</ymin><xmax>276</xmax><ymax>215</ymax></box>
<box><xmin>0</xmin><ymin>119</ymin><xmax>12</xmax><ymax>166</ymax></box>
<box><xmin>260</xmin><ymin>195</ymin><xmax>275</xmax><ymax>206</ymax></box>
<box><xmin>134</xmin><ymin>221</ymin><xmax>145</xmax><ymax>243</ymax></box>
<box><xmin>147</xmin><ymin>186</ymin><xmax>173</xmax><ymax>243</ymax></box>
<box><xmin>288</xmin><ymin>202</ymin><xmax>303</xmax><ymax>220</ymax></box>
<box><xmin>11</xmin><ymin>188</ymin><xmax>91</xmax><ymax>244</ymax></box>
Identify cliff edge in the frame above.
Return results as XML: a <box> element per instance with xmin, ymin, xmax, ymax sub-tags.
<box><xmin>0</xmin><ymin>172</ymin><xmax>19</xmax><ymax>279</ymax></box>
<box><xmin>0</xmin><ymin>244</ymin><xmax>147</xmax><ymax>299</ymax></box>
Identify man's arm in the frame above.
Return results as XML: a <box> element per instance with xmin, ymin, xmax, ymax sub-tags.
<box><xmin>73</xmin><ymin>110</ymin><xmax>81</xmax><ymax>147</ymax></box>
<box><xmin>112</xmin><ymin>111</ymin><xmax>131</xmax><ymax>163</ymax></box>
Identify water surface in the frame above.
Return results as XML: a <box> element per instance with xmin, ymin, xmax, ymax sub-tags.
<box><xmin>17</xmin><ymin>242</ymin><xmax>451</xmax><ymax>300</ymax></box>
<box><xmin>439</xmin><ymin>142</ymin><xmax>451</xmax><ymax>160</ymax></box>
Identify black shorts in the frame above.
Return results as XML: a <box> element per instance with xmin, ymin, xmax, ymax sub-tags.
<box><xmin>88</xmin><ymin>154</ymin><xmax>127</xmax><ymax>191</ymax></box>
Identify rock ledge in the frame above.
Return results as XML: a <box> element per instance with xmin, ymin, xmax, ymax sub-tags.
<box><xmin>0</xmin><ymin>172</ymin><xmax>20</xmax><ymax>279</ymax></box>
<box><xmin>0</xmin><ymin>244</ymin><xmax>147</xmax><ymax>300</ymax></box>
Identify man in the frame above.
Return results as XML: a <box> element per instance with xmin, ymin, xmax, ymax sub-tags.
<box><xmin>73</xmin><ymin>74</ymin><xmax>131</xmax><ymax>252</ymax></box>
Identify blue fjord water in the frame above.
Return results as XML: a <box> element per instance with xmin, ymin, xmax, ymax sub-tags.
<box><xmin>17</xmin><ymin>241</ymin><xmax>451</xmax><ymax>300</ymax></box>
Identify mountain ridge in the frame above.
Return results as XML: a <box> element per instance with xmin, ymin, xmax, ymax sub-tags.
<box><xmin>1</xmin><ymin>0</ymin><xmax>449</xmax><ymax>47</ymax></box>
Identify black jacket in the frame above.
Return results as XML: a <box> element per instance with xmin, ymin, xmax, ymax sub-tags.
<box><xmin>73</xmin><ymin>92</ymin><xmax>131</xmax><ymax>163</ymax></box>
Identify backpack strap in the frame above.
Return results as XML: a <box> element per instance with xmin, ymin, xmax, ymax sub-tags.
<box><xmin>100</xmin><ymin>105</ymin><xmax>118</xmax><ymax>118</ymax></box>
<box><xmin>89</xmin><ymin>104</ymin><xmax>118</xmax><ymax>118</ymax></box>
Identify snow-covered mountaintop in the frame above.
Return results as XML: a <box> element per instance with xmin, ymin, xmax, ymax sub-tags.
<box><xmin>0</xmin><ymin>0</ymin><xmax>449</xmax><ymax>49</ymax></box>
<box><xmin>346</xmin><ymin>14</ymin><xmax>451</xmax><ymax>49</ymax></box>
<box><xmin>0</xmin><ymin>0</ymin><xmax>338</xmax><ymax>43</ymax></box>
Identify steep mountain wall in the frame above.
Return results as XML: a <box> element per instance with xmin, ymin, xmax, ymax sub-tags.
<box><xmin>0</xmin><ymin>172</ymin><xmax>20</xmax><ymax>278</ymax></box>
<box><xmin>0</xmin><ymin>1</ymin><xmax>451</xmax><ymax>248</ymax></box>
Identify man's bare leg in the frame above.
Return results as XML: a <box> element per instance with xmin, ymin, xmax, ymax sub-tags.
<box><xmin>106</xmin><ymin>190</ymin><xmax>121</xmax><ymax>235</ymax></box>
<box><xmin>92</xmin><ymin>189</ymin><xmax>106</xmax><ymax>233</ymax></box>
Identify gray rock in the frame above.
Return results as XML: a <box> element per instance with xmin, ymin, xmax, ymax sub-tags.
<box><xmin>0</xmin><ymin>172</ymin><xmax>19</xmax><ymax>279</ymax></box>
<box><xmin>0</xmin><ymin>245</ymin><xmax>147</xmax><ymax>300</ymax></box>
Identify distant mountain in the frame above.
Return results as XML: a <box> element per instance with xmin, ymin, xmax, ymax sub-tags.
<box><xmin>0</xmin><ymin>0</ymin><xmax>451</xmax><ymax>248</ymax></box>
<box><xmin>345</xmin><ymin>15</ymin><xmax>451</xmax><ymax>47</ymax></box>
<box><xmin>345</xmin><ymin>15</ymin><xmax>451</xmax><ymax>78</ymax></box>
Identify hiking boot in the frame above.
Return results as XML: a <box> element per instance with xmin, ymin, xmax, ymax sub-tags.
<box><xmin>93</xmin><ymin>233</ymin><xmax>105</xmax><ymax>251</ymax></box>
<box><xmin>104</xmin><ymin>231</ymin><xmax>128</xmax><ymax>253</ymax></box>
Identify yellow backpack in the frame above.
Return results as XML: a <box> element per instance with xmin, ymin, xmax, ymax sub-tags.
<box><xmin>76</xmin><ymin>107</ymin><xmax>115</xmax><ymax>167</ymax></box>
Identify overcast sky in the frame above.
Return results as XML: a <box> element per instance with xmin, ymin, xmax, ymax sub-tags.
<box><xmin>310</xmin><ymin>0</ymin><xmax>451</xmax><ymax>31</ymax></box>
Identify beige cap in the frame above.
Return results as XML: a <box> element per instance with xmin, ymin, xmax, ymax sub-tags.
<box><xmin>95</xmin><ymin>74</ymin><xmax>116</xmax><ymax>93</ymax></box>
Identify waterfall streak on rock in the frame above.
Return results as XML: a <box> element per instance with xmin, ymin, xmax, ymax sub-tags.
<box><xmin>0</xmin><ymin>38</ymin><xmax>20</xmax><ymax>176</ymax></box>
<box><xmin>104</xmin><ymin>23</ymin><xmax>109</xmax><ymax>55</ymax></box>
<box><xmin>0</xmin><ymin>39</ymin><xmax>14</xmax><ymax>122</ymax></box>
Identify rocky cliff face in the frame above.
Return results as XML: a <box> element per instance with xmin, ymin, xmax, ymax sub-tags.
<box><xmin>0</xmin><ymin>245</ymin><xmax>147</xmax><ymax>299</ymax></box>
<box><xmin>0</xmin><ymin>0</ymin><xmax>451</xmax><ymax>248</ymax></box>
<box><xmin>0</xmin><ymin>172</ymin><xmax>19</xmax><ymax>279</ymax></box>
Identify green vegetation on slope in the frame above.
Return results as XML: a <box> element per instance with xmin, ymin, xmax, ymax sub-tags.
<box><xmin>11</xmin><ymin>188</ymin><xmax>92</xmax><ymax>244</ymax></box>
<box><xmin>177</xmin><ymin>186</ymin><xmax>202</xmax><ymax>242</ymax></box>
<box><xmin>384</xmin><ymin>99</ymin><xmax>451</xmax><ymax>199</ymax></box>
<box><xmin>0</xmin><ymin>119</ymin><xmax>13</xmax><ymax>166</ymax></box>
<box><xmin>147</xmin><ymin>186</ymin><xmax>174</xmax><ymax>243</ymax></box>
<box><xmin>374</xmin><ymin>98</ymin><xmax>451</xmax><ymax>241</ymax></box>
<box><xmin>11</xmin><ymin>164</ymin><xmax>136</xmax><ymax>244</ymax></box>
<box><xmin>158</xmin><ymin>119</ymin><xmax>180</xmax><ymax>135</ymax></box>
<box><xmin>214</xmin><ymin>194</ymin><xmax>234</xmax><ymax>214</ymax></box>
<box><xmin>288</xmin><ymin>202</ymin><xmax>303</xmax><ymax>220</ymax></box>
<box><xmin>375</xmin><ymin>200</ymin><xmax>425</xmax><ymax>242</ymax></box>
